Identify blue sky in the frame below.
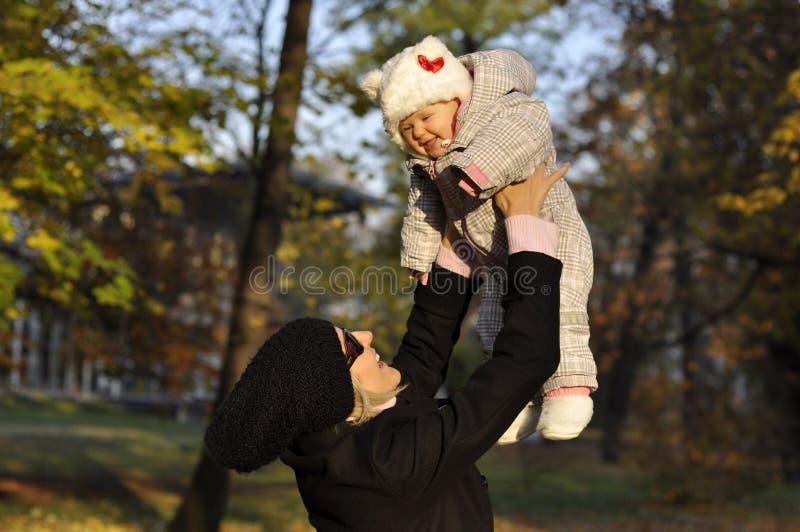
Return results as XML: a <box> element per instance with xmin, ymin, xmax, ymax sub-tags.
<box><xmin>292</xmin><ymin>1</ymin><xmax>626</xmax><ymax>197</ymax></box>
<box><xmin>107</xmin><ymin>0</ymin><xmax>624</xmax><ymax>197</ymax></box>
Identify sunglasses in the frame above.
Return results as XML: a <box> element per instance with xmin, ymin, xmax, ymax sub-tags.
<box><xmin>341</xmin><ymin>327</ymin><xmax>365</xmax><ymax>368</ymax></box>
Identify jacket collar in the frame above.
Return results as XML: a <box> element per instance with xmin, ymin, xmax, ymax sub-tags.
<box><xmin>290</xmin><ymin>420</ymin><xmax>358</xmax><ymax>456</ymax></box>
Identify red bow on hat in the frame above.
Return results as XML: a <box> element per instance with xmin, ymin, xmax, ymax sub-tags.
<box><xmin>418</xmin><ymin>55</ymin><xmax>444</xmax><ymax>73</ymax></box>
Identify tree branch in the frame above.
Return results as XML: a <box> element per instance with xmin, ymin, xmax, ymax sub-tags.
<box><xmin>307</xmin><ymin>0</ymin><xmax>390</xmax><ymax>58</ymax></box>
<box><xmin>647</xmin><ymin>261</ymin><xmax>764</xmax><ymax>351</ymax></box>
<box><xmin>251</xmin><ymin>0</ymin><xmax>273</xmax><ymax>159</ymax></box>
<box><xmin>707</xmin><ymin>238</ymin><xmax>799</xmax><ymax>267</ymax></box>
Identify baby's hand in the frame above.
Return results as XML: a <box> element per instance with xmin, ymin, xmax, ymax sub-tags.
<box><xmin>409</xmin><ymin>270</ymin><xmax>429</xmax><ymax>286</ymax></box>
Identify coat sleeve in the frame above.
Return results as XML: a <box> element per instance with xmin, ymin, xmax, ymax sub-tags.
<box><xmin>400</xmin><ymin>170</ymin><xmax>447</xmax><ymax>273</ymax></box>
<box><xmin>391</xmin><ymin>264</ymin><xmax>474</xmax><ymax>398</ymax></box>
<box><xmin>449</xmin><ymin>96</ymin><xmax>556</xmax><ymax>200</ymax></box>
<box><xmin>381</xmin><ymin>252</ymin><xmax>562</xmax><ymax>496</ymax></box>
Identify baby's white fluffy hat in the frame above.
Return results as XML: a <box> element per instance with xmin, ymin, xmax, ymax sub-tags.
<box><xmin>360</xmin><ymin>35</ymin><xmax>472</xmax><ymax>151</ymax></box>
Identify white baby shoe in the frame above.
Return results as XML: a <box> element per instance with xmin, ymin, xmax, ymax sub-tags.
<box><xmin>536</xmin><ymin>395</ymin><xmax>593</xmax><ymax>440</ymax></box>
<box><xmin>497</xmin><ymin>403</ymin><xmax>541</xmax><ymax>445</ymax></box>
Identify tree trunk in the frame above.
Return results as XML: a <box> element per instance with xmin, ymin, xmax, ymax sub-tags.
<box><xmin>168</xmin><ymin>1</ymin><xmax>313</xmax><ymax>530</ymax></box>
<box><xmin>601</xmin><ymin>8</ymin><xmax>689</xmax><ymax>457</ymax></box>
<box><xmin>48</xmin><ymin>317</ymin><xmax>64</xmax><ymax>393</ymax></box>
<box><xmin>675</xmin><ymin>245</ymin><xmax>704</xmax><ymax>467</ymax></box>
<box><xmin>80</xmin><ymin>357</ymin><xmax>92</xmax><ymax>396</ymax></box>
<box><xmin>26</xmin><ymin>308</ymin><xmax>41</xmax><ymax>388</ymax></box>
<box><xmin>601</xmin><ymin>216</ymin><xmax>659</xmax><ymax>462</ymax></box>
<box><xmin>10</xmin><ymin>302</ymin><xmax>24</xmax><ymax>389</ymax></box>
<box><xmin>768</xmin><ymin>339</ymin><xmax>800</xmax><ymax>481</ymax></box>
<box><xmin>673</xmin><ymin>221</ymin><xmax>704</xmax><ymax>458</ymax></box>
<box><xmin>64</xmin><ymin>314</ymin><xmax>77</xmax><ymax>395</ymax></box>
<box><xmin>602</xmin><ymin>331</ymin><xmax>645</xmax><ymax>462</ymax></box>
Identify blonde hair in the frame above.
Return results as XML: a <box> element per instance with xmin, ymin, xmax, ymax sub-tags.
<box><xmin>347</xmin><ymin>375</ymin><xmax>407</xmax><ymax>426</ymax></box>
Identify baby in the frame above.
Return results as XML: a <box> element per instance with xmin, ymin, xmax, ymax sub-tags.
<box><xmin>360</xmin><ymin>36</ymin><xmax>596</xmax><ymax>441</ymax></box>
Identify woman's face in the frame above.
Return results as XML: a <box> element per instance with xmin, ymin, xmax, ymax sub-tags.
<box><xmin>336</xmin><ymin>328</ymin><xmax>401</xmax><ymax>393</ymax></box>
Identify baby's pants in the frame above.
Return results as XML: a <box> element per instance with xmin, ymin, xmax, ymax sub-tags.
<box><xmin>476</xmin><ymin>224</ymin><xmax>597</xmax><ymax>401</ymax></box>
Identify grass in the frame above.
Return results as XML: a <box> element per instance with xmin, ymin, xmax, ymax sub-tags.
<box><xmin>1</xmin><ymin>391</ymin><xmax>798</xmax><ymax>531</ymax></box>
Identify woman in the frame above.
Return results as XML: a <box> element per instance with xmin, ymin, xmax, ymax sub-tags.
<box><xmin>205</xmin><ymin>163</ymin><xmax>568</xmax><ymax>531</ymax></box>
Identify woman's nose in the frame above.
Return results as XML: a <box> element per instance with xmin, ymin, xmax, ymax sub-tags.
<box><xmin>353</xmin><ymin>330</ymin><xmax>373</xmax><ymax>347</ymax></box>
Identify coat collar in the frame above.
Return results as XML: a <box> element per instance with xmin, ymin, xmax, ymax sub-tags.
<box><xmin>290</xmin><ymin>420</ymin><xmax>358</xmax><ymax>456</ymax></box>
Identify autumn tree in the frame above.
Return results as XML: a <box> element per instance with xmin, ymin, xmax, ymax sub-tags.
<box><xmin>568</xmin><ymin>0</ymin><xmax>800</xmax><ymax>493</ymax></box>
<box><xmin>0</xmin><ymin>0</ymin><xmax>222</xmax><ymax>389</ymax></box>
<box><xmin>169</xmin><ymin>1</ymin><xmax>314</xmax><ymax>530</ymax></box>
<box><xmin>712</xmin><ymin>67</ymin><xmax>800</xmax><ymax>481</ymax></box>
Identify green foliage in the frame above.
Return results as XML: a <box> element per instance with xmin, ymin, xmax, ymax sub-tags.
<box><xmin>0</xmin><ymin>262</ymin><xmax>24</xmax><ymax>325</ymax></box>
<box><xmin>0</xmin><ymin>0</ymin><xmax>219</xmax><ymax>324</ymax></box>
<box><xmin>91</xmin><ymin>274</ymin><xmax>136</xmax><ymax>312</ymax></box>
<box><xmin>329</xmin><ymin>0</ymin><xmax>563</xmax><ymax>57</ymax></box>
<box><xmin>717</xmin><ymin>68</ymin><xmax>800</xmax><ymax>216</ymax></box>
<box><xmin>277</xmin><ymin>210</ymin><xmax>415</xmax><ymax>360</ymax></box>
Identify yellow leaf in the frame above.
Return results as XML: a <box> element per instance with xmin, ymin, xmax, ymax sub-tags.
<box><xmin>789</xmin><ymin>167</ymin><xmax>800</xmax><ymax>193</ymax></box>
<box><xmin>25</xmin><ymin>228</ymin><xmax>60</xmax><ymax>252</ymax></box>
<box><xmin>159</xmin><ymin>240</ymin><xmax>176</xmax><ymax>259</ymax></box>
<box><xmin>0</xmin><ymin>188</ymin><xmax>20</xmax><ymax>210</ymax></box>
<box><xmin>146</xmin><ymin>298</ymin><xmax>166</xmax><ymax>316</ymax></box>
<box><xmin>313</xmin><ymin>197</ymin><xmax>337</xmax><ymax>213</ymax></box>
<box><xmin>0</xmin><ymin>213</ymin><xmax>15</xmax><ymax>242</ymax></box>
<box><xmin>247</xmin><ymin>315</ymin><xmax>266</xmax><ymax>328</ymax></box>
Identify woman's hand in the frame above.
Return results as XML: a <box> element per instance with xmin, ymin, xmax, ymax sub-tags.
<box><xmin>494</xmin><ymin>163</ymin><xmax>569</xmax><ymax>218</ymax></box>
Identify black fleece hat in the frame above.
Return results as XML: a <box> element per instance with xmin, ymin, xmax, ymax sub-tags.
<box><xmin>204</xmin><ymin>317</ymin><xmax>354</xmax><ymax>473</ymax></box>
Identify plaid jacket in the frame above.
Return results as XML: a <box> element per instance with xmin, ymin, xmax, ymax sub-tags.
<box><xmin>402</xmin><ymin>48</ymin><xmax>559</xmax><ymax>263</ymax></box>
<box><xmin>400</xmin><ymin>49</ymin><xmax>597</xmax><ymax>390</ymax></box>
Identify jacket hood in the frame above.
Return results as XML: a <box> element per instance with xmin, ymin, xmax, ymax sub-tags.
<box><xmin>459</xmin><ymin>49</ymin><xmax>536</xmax><ymax>108</ymax></box>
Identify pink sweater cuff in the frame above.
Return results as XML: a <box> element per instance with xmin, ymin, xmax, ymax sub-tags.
<box><xmin>435</xmin><ymin>245</ymin><xmax>473</xmax><ymax>278</ymax></box>
<box><xmin>505</xmin><ymin>215</ymin><xmax>559</xmax><ymax>256</ymax></box>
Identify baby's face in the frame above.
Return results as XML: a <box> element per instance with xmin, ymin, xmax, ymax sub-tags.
<box><xmin>399</xmin><ymin>99</ymin><xmax>459</xmax><ymax>159</ymax></box>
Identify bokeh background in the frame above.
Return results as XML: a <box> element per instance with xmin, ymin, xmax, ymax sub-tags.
<box><xmin>1</xmin><ymin>0</ymin><xmax>799</xmax><ymax>530</ymax></box>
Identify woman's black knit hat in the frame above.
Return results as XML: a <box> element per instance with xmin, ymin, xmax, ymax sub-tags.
<box><xmin>204</xmin><ymin>317</ymin><xmax>354</xmax><ymax>473</ymax></box>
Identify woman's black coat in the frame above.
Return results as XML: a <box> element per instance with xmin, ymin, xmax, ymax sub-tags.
<box><xmin>281</xmin><ymin>252</ymin><xmax>562</xmax><ymax>531</ymax></box>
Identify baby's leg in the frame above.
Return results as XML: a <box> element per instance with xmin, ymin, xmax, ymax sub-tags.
<box><xmin>542</xmin><ymin>313</ymin><xmax>597</xmax><ymax>392</ymax></box>
<box><xmin>536</xmin><ymin>200</ymin><xmax>597</xmax><ymax>439</ymax></box>
<box><xmin>535</xmin><ymin>317</ymin><xmax>595</xmax><ymax>440</ymax></box>
<box><xmin>477</xmin><ymin>273</ymin><xmax>545</xmax><ymax>444</ymax></box>
<box><xmin>475</xmin><ymin>271</ymin><xmax>504</xmax><ymax>360</ymax></box>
